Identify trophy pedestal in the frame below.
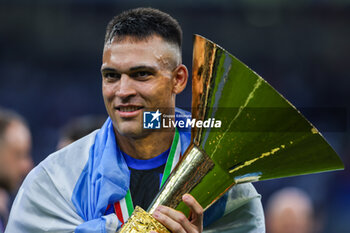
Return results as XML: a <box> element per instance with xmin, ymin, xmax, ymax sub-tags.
<box><xmin>118</xmin><ymin>206</ymin><xmax>170</xmax><ymax>233</ymax></box>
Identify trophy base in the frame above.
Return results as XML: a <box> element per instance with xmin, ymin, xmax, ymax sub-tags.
<box><xmin>118</xmin><ymin>206</ymin><xmax>170</xmax><ymax>233</ymax></box>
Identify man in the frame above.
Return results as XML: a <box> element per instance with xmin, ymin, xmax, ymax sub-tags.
<box><xmin>0</xmin><ymin>108</ymin><xmax>33</xmax><ymax>232</ymax></box>
<box><xmin>6</xmin><ymin>8</ymin><xmax>264</xmax><ymax>232</ymax></box>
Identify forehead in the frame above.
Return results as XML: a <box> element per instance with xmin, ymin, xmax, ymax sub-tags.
<box><xmin>3</xmin><ymin>121</ymin><xmax>31</xmax><ymax>146</ymax></box>
<box><xmin>102</xmin><ymin>36</ymin><xmax>178</xmax><ymax>70</ymax></box>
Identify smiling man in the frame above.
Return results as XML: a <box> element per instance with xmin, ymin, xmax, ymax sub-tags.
<box><xmin>5</xmin><ymin>8</ymin><xmax>264</xmax><ymax>233</ymax></box>
<box><xmin>101</xmin><ymin>34</ymin><xmax>187</xmax><ymax>159</ymax></box>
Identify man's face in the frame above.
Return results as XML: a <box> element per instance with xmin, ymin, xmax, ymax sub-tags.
<box><xmin>0</xmin><ymin>121</ymin><xmax>33</xmax><ymax>192</ymax></box>
<box><xmin>101</xmin><ymin>35</ymin><xmax>180</xmax><ymax>138</ymax></box>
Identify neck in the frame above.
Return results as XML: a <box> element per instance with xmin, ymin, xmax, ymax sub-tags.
<box><xmin>115</xmin><ymin>129</ymin><xmax>175</xmax><ymax>160</ymax></box>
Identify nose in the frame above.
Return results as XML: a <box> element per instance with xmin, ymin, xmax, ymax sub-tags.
<box><xmin>116</xmin><ymin>74</ymin><xmax>137</xmax><ymax>99</ymax></box>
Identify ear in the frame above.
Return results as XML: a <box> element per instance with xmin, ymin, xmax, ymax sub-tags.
<box><xmin>172</xmin><ymin>64</ymin><xmax>188</xmax><ymax>94</ymax></box>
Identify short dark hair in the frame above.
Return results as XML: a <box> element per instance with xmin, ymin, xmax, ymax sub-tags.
<box><xmin>104</xmin><ymin>8</ymin><xmax>182</xmax><ymax>50</ymax></box>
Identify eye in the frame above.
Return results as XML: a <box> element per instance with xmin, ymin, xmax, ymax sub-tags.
<box><xmin>103</xmin><ymin>72</ymin><xmax>121</xmax><ymax>81</ymax></box>
<box><xmin>130</xmin><ymin>71</ymin><xmax>153</xmax><ymax>79</ymax></box>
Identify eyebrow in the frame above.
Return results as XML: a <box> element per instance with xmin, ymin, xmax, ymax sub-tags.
<box><xmin>100</xmin><ymin>67</ymin><xmax>117</xmax><ymax>73</ymax></box>
<box><xmin>101</xmin><ymin>66</ymin><xmax>157</xmax><ymax>74</ymax></box>
<box><xmin>130</xmin><ymin>65</ymin><xmax>157</xmax><ymax>72</ymax></box>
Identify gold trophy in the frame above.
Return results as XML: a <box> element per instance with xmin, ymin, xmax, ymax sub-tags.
<box><xmin>118</xmin><ymin>35</ymin><xmax>344</xmax><ymax>232</ymax></box>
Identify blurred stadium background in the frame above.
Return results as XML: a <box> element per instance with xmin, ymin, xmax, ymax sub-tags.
<box><xmin>0</xmin><ymin>0</ymin><xmax>349</xmax><ymax>232</ymax></box>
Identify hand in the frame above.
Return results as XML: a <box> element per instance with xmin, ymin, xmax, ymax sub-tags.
<box><xmin>151</xmin><ymin>194</ymin><xmax>203</xmax><ymax>233</ymax></box>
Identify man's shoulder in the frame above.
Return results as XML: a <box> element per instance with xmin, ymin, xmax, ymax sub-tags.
<box><xmin>204</xmin><ymin>183</ymin><xmax>265</xmax><ymax>232</ymax></box>
<box><xmin>4</xmin><ymin>132</ymin><xmax>100</xmax><ymax>233</ymax></box>
<box><xmin>224</xmin><ymin>183</ymin><xmax>261</xmax><ymax>214</ymax></box>
<box><xmin>25</xmin><ymin>130</ymin><xmax>99</xmax><ymax>193</ymax></box>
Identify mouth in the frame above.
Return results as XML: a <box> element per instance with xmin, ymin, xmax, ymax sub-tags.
<box><xmin>116</xmin><ymin>106</ymin><xmax>144</xmax><ymax>112</ymax></box>
<box><xmin>115</xmin><ymin>105</ymin><xmax>144</xmax><ymax>118</ymax></box>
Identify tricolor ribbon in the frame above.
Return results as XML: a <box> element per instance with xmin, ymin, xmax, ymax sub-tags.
<box><xmin>113</xmin><ymin>128</ymin><xmax>181</xmax><ymax>226</ymax></box>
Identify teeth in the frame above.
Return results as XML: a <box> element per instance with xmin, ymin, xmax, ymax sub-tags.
<box><xmin>119</xmin><ymin>106</ymin><xmax>141</xmax><ymax>112</ymax></box>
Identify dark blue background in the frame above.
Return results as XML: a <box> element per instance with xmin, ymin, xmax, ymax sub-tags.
<box><xmin>1</xmin><ymin>1</ymin><xmax>349</xmax><ymax>232</ymax></box>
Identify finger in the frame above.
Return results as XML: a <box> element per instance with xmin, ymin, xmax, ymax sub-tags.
<box><xmin>153</xmin><ymin>206</ymin><xmax>193</xmax><ymax>233</ymax></box>
<box><xmin>182</xmin><ymin>194</ymin><xmax>203</xmax><ymax>227</ymax></box>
